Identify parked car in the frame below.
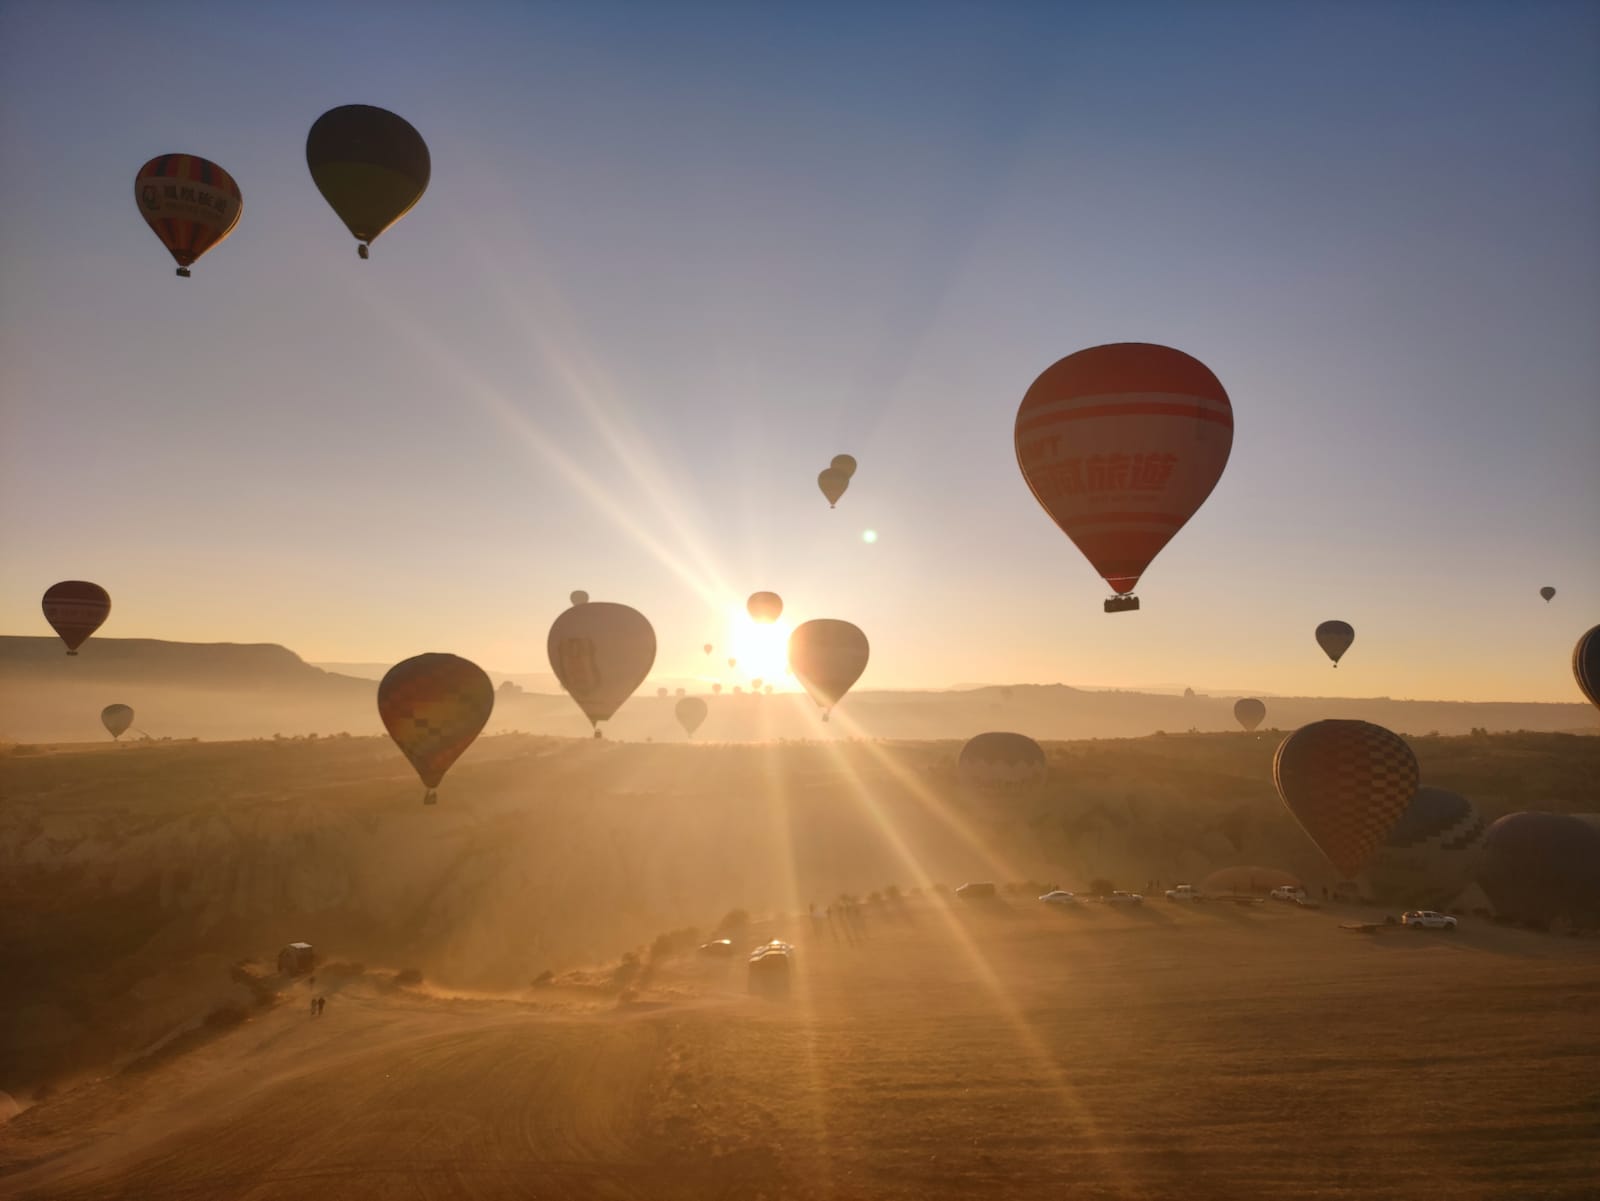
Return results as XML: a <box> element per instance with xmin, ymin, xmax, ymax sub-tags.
<box><xmin>1269</xmin><ymin>885</ymin><xmax>1308</xmax><ymax>903</ymax></box>
<box><xmin>1165</xmin><ymin>885</ymin><xmax>1204</xmax><ymax>902</ymax></box>
<box><xmin>1038</xmin><ymin>890</ymin><xmax>1081</xmax><ymax>906</ymax></box>
<box><xmin>1401</xmin><ymin>910</ymin><xmax>1458</xmax><ymax>930</ymax></box>
<box><xmin>956</xmin><ymin>882</ymin><xmax>997</xmax><ymax>900</ymax></box>
<box><xmin>1103</xmin><ymin>891</ymin><xmax>1144</xmax><ymax>905</ymax></box>
<box><xmin>698</xmin><ymin>938</ymin><xmax>735</xmax><ymax>957</ymax></box>
<box><xmin>747</xmin><ymin>940</ymin><xmax>793</xmax><ymax>996</ymax></box>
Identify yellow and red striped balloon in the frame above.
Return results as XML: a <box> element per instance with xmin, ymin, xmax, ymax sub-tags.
<box><xmin>1015</xmin><ymin>343</ymin><xmax>1233</xmax><ymax>606</ymax></box>
<box><xmin>134</xmin><ymin>155</ymin><xmax>242</xmax><ymax>277</ymax></box>
<box><xmin>378</xmin><ymin>653</ymin><xmax>494</xmax><ymax>804</ymax></box>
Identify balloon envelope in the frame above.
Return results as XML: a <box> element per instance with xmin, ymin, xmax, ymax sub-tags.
<box><xmin>571</xmin><ymin>590</ymin><xmax>589</xmax><ymax>606</ymax></box>
<box><xmin>1478</xmin><ymin>812</ymin><xmax>1600</xmax><ymax>927</ymax></box>
<box><xmin>378</xmin><ymin>653</ymin><xmax>493</xmax><ymax>801</ymax></box>
<box><xmin>42</xmin><ymin>581</ymin><xmax>111</xmax><ymax>654</ymax></box>
<box><xmin>675</xmin><ymin>696</ymin><xmax>708</xmax><ymax>737</ymax></box>
<box><xmin>1363</xmin><ymin>787</ymin><xmax>1487</xmax><ymax>907</ymax></box>
<box><xmin>747</xmin><ymin>592</ymin><xmax>783</xmax><ymax>623</ymax></box>
<box><xmin>1540</xmin><ymin>586</ymin><xmax>1555</xmax><ymax>602</ymax></box>
<box><xmin>101</xmin><ymin>704</ymin><xmax>134</xmax><ymax>739</ymax></box>
<box><xmin>958</xmin><ymin>732</ymin><xmax>1046</xmax><ymax>793</ymax></box>
<box><xmin>135</xmin><ymin>155</ymin><xmax>241</xmax><ymax>275</ymax></box>
<box><xmin>306</xmin><ymin>105</ymin><xmax>430</xmax><ymax>253</ymax></box>
<box><xmin>1315</xmin><ymin>620</ymin><xmax>1355</xmax><ymax>666</ymax></box>
<box><xmin>831</xmin><ymin>454</ymin><xmax>857</xmax><ymax>478</ymax></box>
<box><xmin>1014</xmin><ymin>343</ymin><xmax>1233</xmax><ymax>597</ymax></box>
<box><xmin>703</xmin><ymin>644</ymin><xmax>713</xmax><ymax>656</ymax></box>
<box><xmin>1273</xmin><ymin>719</ymin><xmax>1417</xmax><ymax>878</ymax></box>
<box><xmin>788</xmin><ymin>620</ymin><xmax>868</xmax><ymax>718</ymax></box>
<box><xmin>1233</xmin><ymin>698</ymin><xmax>1266</xmax><ymax>732</ymax></box>
<box><xmin>817</xmin><ymin>468</ymin><xmax>849</xmax><ymax>508</ymax></box>
<box><xmin>547</xmin><ymin>602</ymin><xmax>656</xmax><ymax>729</ymax></box>
<box><xmin>1573</xmin><ymin>625</ymin><xmax>1600</xmax><ymax>711</ymax></box>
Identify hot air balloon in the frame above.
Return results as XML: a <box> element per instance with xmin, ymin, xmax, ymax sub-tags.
<box><xmin>1574</xmin><ymin>626</ymin><xmax>1600</xmax><ymax>711</ymax></box>
<box><xmin>134</xmin><ymin>155</ymin><xmax>242</xmax><ymax>277</ymax></box>
<box><xmin>1478</xmin><ymin>812</ymin><xmax>1600</xmax><ymax>928</ymax></box>
<box><xmin>656</xmin><ymin>686</ymin><xmax>668</xmax><ymax>698</ymax></box>
<box><xmin>751</xmin><ymin>677</ymin><xmax>764</xmax><ymax>691</ymax></box>
<box><xmin>732</xmin><ymin>685</ymin><xmax>744</xmax><ymax>695</ymax></box>
<box><xmin>1015</xmin><ymin>343</ymin><xmax>1233</xmax><ymax>612</ymax></box>
<box><xmin>1273</xmin><ymin>719</ymin><xmax>1417</xmax><ymax>878</ymax></box>
<box><xmin>703</xmin><ymin>644</ymin><xmax>714</xmax><ymax>656</ymax></box>
<box><xmin>712</xmin><ymin>683</ymin><xmax>723</xmax><ymax>695</ymax></box>
<box><xmin>1315</xmin><ymin>620</ymin><xmax>1355</xmax><ymax>667</ymax></box>
<box><xmin>101</xmin><ymin>704</ymin><xmax>134</xmax><ymax>740</ymax></box>
<box><xmin>818</xmin><ymin>468</ymin><xmax>849</xmax><ymax>509</ymax></box>
<box><xmin>675</xmin><ymin>687</ymin><xmax>686</xmax><ymax>698</ymax></box>
<box><xmin>831</xmin><ymin>454</ymin><xmax>857</xmax><ymax>478</ymax></box>
<box><xmin>571</xmin><ymin>590</ymin><xmax>589</xmax><ymax>606</ymax></box>
<box><xmin>1540</xmin><ymin>586</ymin><xmax>1555</xmax><ymax>603</ymax></box>
<box><xmin>42</xmin><ymin>582</ymin><xmax>111</xmax><ymax>655</ymax></box>
<box><xmin>1233</xmin><ymin>698</ymin><xmax>1266</xmax><ymax>732</ymax></box>
<box><xmin>378</xmin><ymin>653</ymin><xmax>493</xmax><ymax>804</ymax></box>
<box><xmin>1363</xmin><ymin>787</ymin><xmax>1487</xmax><ymax>908</ymax></box>
<box><xmin>306</xmin><ymin>105</ymin><xmax>430</xmax><ymax>259</ymax></box>
<box><xmin>764</xmin><ymin>685</ymin><xmax>774</xmax><ymax>695</ymax></box>
<box><xmin>958</xmin><ymin>732</ymin><xmax>1047</xmax><ymax>794</ymax></box>
<box><xmin>747</xmin><ymin>592</ymin><xmax>783</xmax><ymax>623</ymax></box>
<box><xmin>675</xmin><ymin>696</ymin><xmax>708</xmax><ymax>737</ymax></box>
<box><xmin>727</xmin><ymin>658</ymin><xmax>737</xmax><ymax>669</ymax></box>
<box><xmin>547</xmin><ymin>601</ymin><xmax>655</xmax><ymax>737</ymax></box>
<box><xmin>789</xmin><ymin>619</ymin><xmax>868</xmax><ymax>721</ymax></box>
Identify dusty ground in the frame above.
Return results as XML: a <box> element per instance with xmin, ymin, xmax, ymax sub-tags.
<box><xmin>3</xmin><ymin>894</ymin><xmax>1596</xmax><ymax>1201</ymax></box>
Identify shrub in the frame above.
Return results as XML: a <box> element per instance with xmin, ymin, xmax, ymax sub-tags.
<box><xmin>885</xmin><ymin>884</ymin><xmax>901</xmax><ymax>900</ymax></box>
<box><xmin>932</xmin><ymin>882</ymin><xmax>949</xmax><ymax>894</ymax></box>
<box><xmin>204</xmin><ymin>1003</ymin><xmax>248</xmax><ymax>1031</ymax></box>
<box><xmin>532</xmin><ymin>970</ymin><xmax>554</xmax><ymax>987</ymax></box>
<box><xmin>1088</xmin><ymin>878</ymin><xmax>1115</xmax><ymax>898</ymax></box>
<box><xmin>611</xmin><ymin>951</ymin><xmax>641</xmax><ymax>991</ymax></box>
<box><xmin>649</xmin><ymin>926</ymin><xmax>701</xmax><ymax>962</ymax></box>
<box><xmin>713</xmin><ymin>908</ymin><xmax>749</xmax><ymax>934</ymax></box>
<box><xmin>868</xmin><ymin>890</ymin><xmax>883</xmax><ymax>903</ymax></box>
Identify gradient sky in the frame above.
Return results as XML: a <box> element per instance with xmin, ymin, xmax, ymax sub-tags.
<box><xmin>2</xmin><ymin>1</ymin><xmax>1597</xmax><ymax>702</ymax></box>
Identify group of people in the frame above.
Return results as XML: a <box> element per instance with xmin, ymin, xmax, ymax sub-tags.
<box><xmin>309</xmin><ymin>994</ymin><xmax>328</xmax><ymax>1017</ymax></box>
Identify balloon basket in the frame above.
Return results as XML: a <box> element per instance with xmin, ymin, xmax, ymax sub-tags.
<box><xmin>66</xmin><ymin>650</ymin><xmax>79</xmax><ymax>656</ymax></box>
<box><xmin>175</xmin><ymin>267</ymin><xmax>191</xmax><ymax>278</ymax></box>
<box><xmin>358</xmin><ymin>244</ymin><xmax>370</xmax><ymax>260</ymax></box>
<box><xmin>593</xmin><ymin>729</ymin><xmax>602</xmax><ymax>739</ymax></box>
<box><xmin>1104</xmin><ymin>595</ymin><xmax>1140</xmax><ymax>613</ymax></box>
<box><xmin>423</xmin><ymin>790</ymin><xmax>437</xmax><ymax>805</ymax></box>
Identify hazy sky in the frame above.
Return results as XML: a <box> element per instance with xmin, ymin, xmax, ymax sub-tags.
<box><xmin>2</xmin><ymin>1</ymin><xmax>1597</xmax><ymax>703</ymax></box>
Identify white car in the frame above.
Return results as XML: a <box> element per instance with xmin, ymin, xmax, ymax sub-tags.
<box><xmin>1401</xmin><ymin>910</ymin><xmax>1458</xmax><ymax>931</ymax></box>
<box><xmin>1038</xmin><ymin>890</ymin><xmax>1081</xmax><ymax>906</ymax></box>
<box><xmin>1269</xmin><ymin>885</ymin><xmax>1307</xmax><ymax>903</ymax></box>
<box><xmin>1102</xmin><ymin>891</ymin><xmax>1144</xmax><ymax>905</ymax></box>
<box><xmin>1165</xmin><ymin>885</ymin><xmax>1204</xmax><ymax>902</ymax></box>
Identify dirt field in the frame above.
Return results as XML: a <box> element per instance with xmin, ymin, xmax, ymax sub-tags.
<box><xmin>4</xmin><ymin>893</ymin><xmax>1596</xmax><ymax>1201</ymax></box>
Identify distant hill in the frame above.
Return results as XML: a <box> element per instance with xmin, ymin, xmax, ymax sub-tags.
<box><xmin>2</xmin><ymin>636</ymin><xmax>1594</xmax><ymax>743</ymax></box>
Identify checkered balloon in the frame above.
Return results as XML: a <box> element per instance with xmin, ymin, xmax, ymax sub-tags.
<box><xmin>1273</xmin><ymin>719</ymin><xmax>1418</xmax><ymax>879</ymax></box>
<box><xmin>378</xmin><ymin>653</ymin><xmax>494</xmax><ymax>803</ymax></box>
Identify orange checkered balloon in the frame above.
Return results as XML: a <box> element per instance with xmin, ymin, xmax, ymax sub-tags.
<box><xmin>378</xmin><ymin>653</ymin><xmax>494</xmax><ymax>804</ymax></box>
<box><xmin>1273</xmin><ymin>719</ymin><xmax>1417</xmax><ymax>879</ymax></box>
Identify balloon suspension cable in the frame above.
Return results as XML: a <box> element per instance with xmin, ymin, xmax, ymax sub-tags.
<box><xmin>176</xmin><ymin>266</ymin><xmax>191</xmax><ymax>278</ymax></box>
<box><xmin>67</xmin><ymin>650</ymin><xmax>78</xmax><ymax>657</ymax></box>
<box><xmin>358</xmin><ymin>243</ymin><xmax>370</xmax><ymax>260</ymax></box>
<box><xmin>423</xmin><ymin>789</ymin><xmax>438</xmax><ymax>805</ymax></box>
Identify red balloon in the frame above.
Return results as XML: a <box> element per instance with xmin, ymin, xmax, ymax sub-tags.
<box><xmin>1015</xmin><ymin>344</ymin><xmax>1233</xmax><ymax>603</ymax></box>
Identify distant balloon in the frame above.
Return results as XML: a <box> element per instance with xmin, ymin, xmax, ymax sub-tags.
<box><xmin>751</xmin><ymin>677</ymin><xmax>764</xmax><ymax>691</ymax></box>
<box><xmin>831</xmin><ymin>454</ymin><xmax>858</xmax><ymax>479</ymax></box>
<box><xmin>547</xmin><ymin>602</ymin><xmax>656</xmax><ymax>737</ymax></box>
<box><xmin>764</xmin><ymin>685</ymin><xmax>774</xmax><ymax>695</ymax></box>
<box><xmin>959</xmin><ymin>732</ymin><xmax>1047</xmax><ymax>794</ymax></box>
<box><xmin>747</xmin><ymin>592</ymin><xmax>783</xmax><ymax>623</ymax></box>
<box><xmin>1540</xmin><ymin>586</ymin><xmax>1555</xmax><ymax>603</ymax></box>
<box><xmin>732</xmin><ymin>685</ymin><xmax>744</xmax><ymax>695</ymax></box>
<box><xmin>1315</xmin><ymin>620</ymin><xmax>1355</xmax><ymax>667</ymax></box>
<box><xmin>1015</xmin><ymin>343</ymin><xmax>1233</xmax><ymax>609</ymax></box>
<box><xmin>1233</xmin><ymin>698</ymin><xmax>1266</xmax><ymax>732</ymax></box>
<box><xmin>817</xmin><ymin>468</ymin><xmax>849</xmax><ymax>508</ymax></box>
<box><xmin>712</xmin><ymin>683</ymin><xmax>722</xmax><ymax>695</ymax></box>
<box><xmin>674</xmin><ymin>687</ymin><xmax>686</xmax><ymax>698</ymax></box>
<box><xmin>1573</xmin><ymin>626</ymin><xmax>1600</xmax><ymax>711</ymax></box>
<box><xmin>42</xmin><ymin>581</ymin><xmax>111</xmax><ymax>655</ymax></box>
<box><xmin>1364</xmin><ymin>787</ymin><xmax>1487</xmax><ymax>908</ymax></box>
<box><xmin>675</xmin><ymin>696</ymin><xmax>708</xmax><ymax>737</ymax></box>
<box><xmin>656</xmin><ymin>686</ymin><xmax>668</xmax><ymax>698</ymax></box>
<box><xmin>727</xmin><ymin>658</ymin><xmax>737</xmax><ymax>669</ymax></box>
<box><xmin>1273</xmin><ymin>719</ymin><xmax>1417</xmax><ymax>878</ymax></box>
<box><xmin>1478</xmin><ymin>812</ymin><xmax>1600</xmax><ymax>928</ymax></box>
<box><xmin>306</xmin><ymin>105</ymin><xmax>430</xmax><ymax>259</ymax></box>
<box><xmin>378</xmin><ymin>653</ymin><xmax>494</xmax><ymax>804</ymax></box>
<box><xmin>788</xmin><ymin>619</ymin><xmax>869</xmax><ymax>721</ymax></box>
<box><xmin>134</xmin><ymin>155</ymin><xmax>242</xmax><ymax>277</ymax></box>
<box><xmin>101</xmin><ymin>704</ymin><xmax>134</xmax><ymax>740</ymax></box>
<box><xmin>703</xmin><ymin>644</ymin><xmax>714</xmax><ymax>656</ymax></box>
<box><xmin>571</xmin><ymin>590</ymin><xmax>589</xmax><ymax>606</ymax></box>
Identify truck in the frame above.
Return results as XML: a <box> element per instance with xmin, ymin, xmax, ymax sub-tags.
<box><xmin>1165</xmin><ymin>884</ymin><xmax>1204</xmax><ymax>902</ymax></box>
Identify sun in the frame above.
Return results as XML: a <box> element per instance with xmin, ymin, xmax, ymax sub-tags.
<box><xmin>723</xmin><ymin>608</ymin><xmax>794</xmax><ymax>688</ymax></box>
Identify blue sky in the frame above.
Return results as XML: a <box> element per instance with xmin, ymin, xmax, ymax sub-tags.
<box><xmin>2</xmin><ymin>1</ymin><xmax>1596</xmax><ymax>701</ymax></box>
